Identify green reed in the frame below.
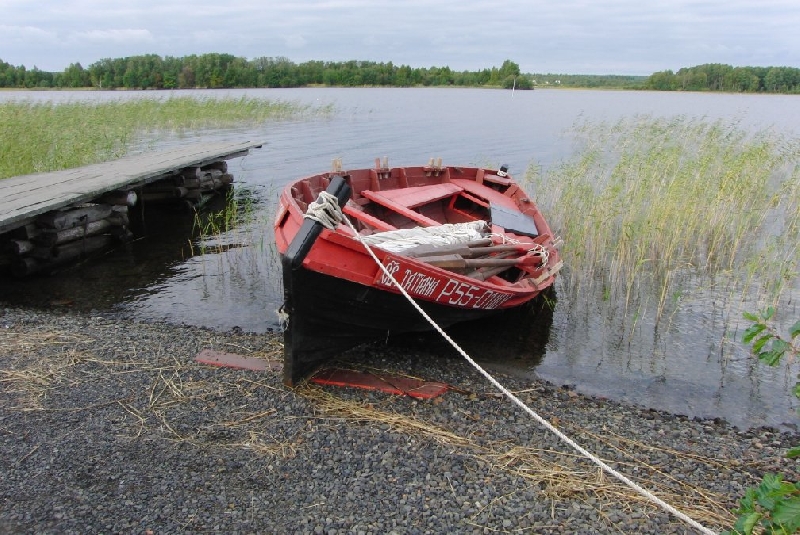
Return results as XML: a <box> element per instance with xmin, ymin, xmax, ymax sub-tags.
<box><xmin>192</xmin><ymin>187</ymin><xmax>260</xmax><ymax>254</ymax></box>
<box><xmin>0</xmin><ymin>96</ymin><xmax>328</xmax><ymax>179</ymax></box>
<box><xmin>190</xmin><ymin>183</ymin><xmax>282</xmax><ymax>280</ymax></box>
<box><xmin>526</xmin><ymin>116</ymin><xmax>800</xmax><ymax>318</ymax></box>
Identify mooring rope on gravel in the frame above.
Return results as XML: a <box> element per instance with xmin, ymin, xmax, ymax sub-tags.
<box><xmin>308</xmin><ymin>191</ymin><xmax>716</xmax><ymax>534</ymax></box>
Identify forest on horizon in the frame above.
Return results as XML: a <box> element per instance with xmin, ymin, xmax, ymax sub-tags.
<box><xmin>1</xmin><ymin>53</ymin><xmax>798</xmax><ymax>93</ymax></box>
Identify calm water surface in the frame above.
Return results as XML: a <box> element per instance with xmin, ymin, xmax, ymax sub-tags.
<box><xmin>2</xmin><ymin>87</ymin><xmax>799</xmax><ymax>430</ymax></box>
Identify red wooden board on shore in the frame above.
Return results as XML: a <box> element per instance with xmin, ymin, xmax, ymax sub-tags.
<box><xmin>311</xmin><ymin>368</ymin><xmax>449</xmax><ymax>399</ymax></box>
<box><xmin>195</xmin><ymin>348</ymin><xmax>281</xmax><ymax>372</ymax></box>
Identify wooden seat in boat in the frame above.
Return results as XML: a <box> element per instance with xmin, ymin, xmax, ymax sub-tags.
<box><xmin>360</xmin><ymin>183</ymin><xmax>463</xmax><ymax>227</ymax></box>
<box><xmin>363</xmin><ymin>183</ymin><xmax>462</xmax><ymax>208</ymax></box>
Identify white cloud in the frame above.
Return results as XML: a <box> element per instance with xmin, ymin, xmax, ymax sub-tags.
<box><xmin>68</xmin><ymin>29</ymin><xmax>156</xmax><ymax>44</ymax></box>
<box><xmin>284</xmin><ymin>35</ymin><xmax>308</xmax><ymax>49</ymax></box>
<box><xmin>0</xmin><ymin>24</ymin><xmax>59</xmax><ymax>44</ymax></box>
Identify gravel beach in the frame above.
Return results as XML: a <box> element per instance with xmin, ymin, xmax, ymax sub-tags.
<box><xmin>1</xmin><ymin>305</ymin><xmax>797</xmax><ymax>534</ymax></box>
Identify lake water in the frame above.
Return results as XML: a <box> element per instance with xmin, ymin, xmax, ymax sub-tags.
<box><xmin>2</xmin><ymin>87</ymin><xmax>799</xmax><ymax>430</ymax></box>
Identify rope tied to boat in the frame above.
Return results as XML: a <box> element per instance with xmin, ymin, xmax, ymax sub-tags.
<box><xmin>523</xmin><ymin>242</ymin><xmax>550</xmax><ymax>267</ymax></box>
<box><xmin>303</xmin><ymin>191</ymin><xmax>343</xmax><ymax>230</ymax></box>
<box><xmin>335</xmin><ymin>211</ymin><xmax>717</xmax><ymax>535</ymax></box>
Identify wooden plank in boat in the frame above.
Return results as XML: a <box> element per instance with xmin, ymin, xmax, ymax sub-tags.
<box><xmin>360</xmin><ymin>190</ymin><xmax>442</xmax><ymax>227</ymax></box>
<box><xmin>364</xmin><ymin>183</ymin><xmax>462</xmax><ymax>208</ymax></box>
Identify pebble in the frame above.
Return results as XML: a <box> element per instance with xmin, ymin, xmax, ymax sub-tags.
<box><xmin>0</xmin><ymin>306</ymin><xmax>797</xmax><ymax>534</ymax></box>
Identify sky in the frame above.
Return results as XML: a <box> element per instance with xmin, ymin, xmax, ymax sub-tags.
<box><xmin>1</xmin><ymin>0</ymin><xmax>799</xmax><ymax>76</ymax></box>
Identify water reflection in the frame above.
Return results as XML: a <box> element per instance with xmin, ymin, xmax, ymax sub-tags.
<box><xmin>536</xmin><ymin>277</ymin><xmax>800</xmax><ymax>430</ymax></box>
<box><xmin>384</xmin><ymin>292</ymin><xmax>555</xmax><ymax>368</ymax></box>
<box><xmin>119</xmin><ymin>192</ymin><xmax>283</xmax><ymax>333</ymax></box>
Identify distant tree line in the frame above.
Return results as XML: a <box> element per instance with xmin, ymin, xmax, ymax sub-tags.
<box><xmin>645</xmin><ymin>63</ymin><xmax>800</xmax><ymax>93</ymax></box>
<box><xmin>3</xmin><ymin>55</ymin><xmax>798</xmax><ymax>93</ymax></box>
<box><xmin>0</xmin><ymin>54</ymin><xmax>529</xmax><ymax>90</ymax></box>
<box><xmin>529</xmin><ymin>73</ymin><xmax>646</xmax><ymax>89</ymax></box>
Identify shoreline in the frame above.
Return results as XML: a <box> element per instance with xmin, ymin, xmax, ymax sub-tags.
<box><xmin>1</xmin><ymin>305</ymin><xmax>797</xmax><ymax>533</ymax></box>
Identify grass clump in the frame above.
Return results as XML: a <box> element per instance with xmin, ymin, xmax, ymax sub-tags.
<box><xmin>0</xmin><ymin>96</ymin><xmax>328</xmax><ymax>179</ymax></box>
<box><xmin>526</xmin><ymin>116</ymin><xmax>800</xmax><ymax>317</ymax></box>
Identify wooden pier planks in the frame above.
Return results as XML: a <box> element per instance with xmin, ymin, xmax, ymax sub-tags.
<box><xmin>0</xmin><ymin>140</ymin><xmax>264</xmax><ymax>235</ymax></box>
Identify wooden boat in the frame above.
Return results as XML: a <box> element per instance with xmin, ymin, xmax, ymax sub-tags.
<box><xmin>274</xmin><ymin>159</ymin><xmax>563</xmax><ymax>385</ymax></box>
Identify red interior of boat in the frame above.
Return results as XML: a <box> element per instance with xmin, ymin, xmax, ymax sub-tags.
<box><xmin>284</xmin><ymin>165</ymin><xmax>560</xmax><ymax>288</ymax></box>
<box><xmin>290</xmin><ymin>166</ymin><xmax>516</xmax><ymax>231</ymax></box>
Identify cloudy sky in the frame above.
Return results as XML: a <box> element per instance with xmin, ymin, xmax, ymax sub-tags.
<box><xmin>1</xmin><ymin>0</ymin><xmax>798</xmax><ymax>75</ymax></box>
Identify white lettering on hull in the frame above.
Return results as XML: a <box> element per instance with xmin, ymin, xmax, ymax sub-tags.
<box><xmin>378</xmin><ymin>260</ymin><xmax>512</xmax><ymax>309</ymax></box>
<box><xmin>437</xmin><ymin>279</ymin><xmax>512</xmax><ymax>309</ymax></box>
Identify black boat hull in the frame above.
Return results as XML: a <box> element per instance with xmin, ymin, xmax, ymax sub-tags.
<box><xmin>281</xmin><ymin>261</ymin><xmax>501</xmax><ymax>385</ymax></box>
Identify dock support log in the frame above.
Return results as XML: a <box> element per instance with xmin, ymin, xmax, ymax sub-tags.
<box><xmin>98</xmin><ymin>190</ymin><xmax>138</xmax><ymax>206</ymax></box>
<box><xmin>141</xmin><ymin>165</ymin><xmax>234</xmax><ymax>208</ymax></box>
<box><xmin>3</xmin><ymin>205</ymin><xmax>131</xmax><ymax>276</ymax></box>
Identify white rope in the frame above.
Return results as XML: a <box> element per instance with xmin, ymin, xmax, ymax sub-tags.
<box><xmin>304</xmin><ymin>191</ymin><xmax>343</xmax><ymax>230</ymax></box>
<box><xmin>523</xmin><ymin>242</ymin><xmax>550</xmax><ymax>268</ymax></box>
<box><xmin>361</xmin><ymin>221</ymin><xmax>489</xmax><ymax>253</ymax></box>
<box><xmin>338</xmin><ymin>212</ymin><xmax>717</xmax><ymax>535</ymax></box>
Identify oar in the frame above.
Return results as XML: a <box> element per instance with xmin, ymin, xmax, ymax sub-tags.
<box><xmin>422</xmin><ymin>250</ymin><xmax>544</xmax><ymax>270</ymax></box>
<box><xmin>407</xmin><ymin>242</ymin><xmax>528</xmax><ymax>259</ymax></box>
<box><xmin>404</xmin><ymin>238</ymin><xmax>493</xmax><ymax>258</ymax></box>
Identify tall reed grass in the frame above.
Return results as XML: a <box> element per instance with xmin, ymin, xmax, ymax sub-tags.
<box><xmin>526</xmin><ymin>116</ymin><xmax>800</xmax><ymax>318</ymax></box>
<box><xmin>189</xmin><ymin>184</ymin><xmax>283</xmax><ymax>297</ymax></box>
<box><xmin>0</xmin><ymin>96</ymin><xmax>328</xmax><ymax>179</ymax></box>
<box><xmin>192</xmin><ymin>187</ymin><xmax>260</xmax><ymax>254</ymax></box>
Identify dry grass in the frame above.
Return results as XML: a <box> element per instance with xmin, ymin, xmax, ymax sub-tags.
<box><xmin>297</xmin><ymin>382</ymin><xmax>734</xmax><ymax>529</ymax></box>
<box><xmin>297</xmin><ymin>383</ymin><xmax>472</xmax><ymax>447</ymax></box>
<box><xmin>0</xmin><ymin>330</ymin><xmax>96</xmax><ymax>408</ymax></box>
<box><xmin>0</xmin><ymin>325</ymin><xmax>292</xmax><ymax>455</ymax></box>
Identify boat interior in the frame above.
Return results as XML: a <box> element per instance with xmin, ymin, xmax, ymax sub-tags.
<box><xmin>286</xmin><ymin>164</ymin><xmax>562</xmax><ymax>286</ymax></box>
<box><xmin>289</xmin><ymin>165</ymin><xmax>523</xmax><ymax>232</ymax></box>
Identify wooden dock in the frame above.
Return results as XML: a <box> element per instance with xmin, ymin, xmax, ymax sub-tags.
<box><xmin>0</xmin><ymin>140</ymin><xmax>263</xmax><ymax>276</ymax></box>
<box><xmin>0</xmin><ymin>140</ymin><xmax>263</xmax><ymax>235</ymax></box>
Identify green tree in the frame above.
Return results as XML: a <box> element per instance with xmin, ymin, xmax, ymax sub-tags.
<box><xmin>62</xmin><ymin>62</ymin><xmax>89</xmax><ymax>87</ymax></box>
<box><xmin>498</xmin><ymin>59</ymin><xmax>521</xmax><ymax>79</ymax></box>
<box><xmin>646</xmin><ymin>70</ymin><xmax>677</xmax><ymax>90</ymax></box>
